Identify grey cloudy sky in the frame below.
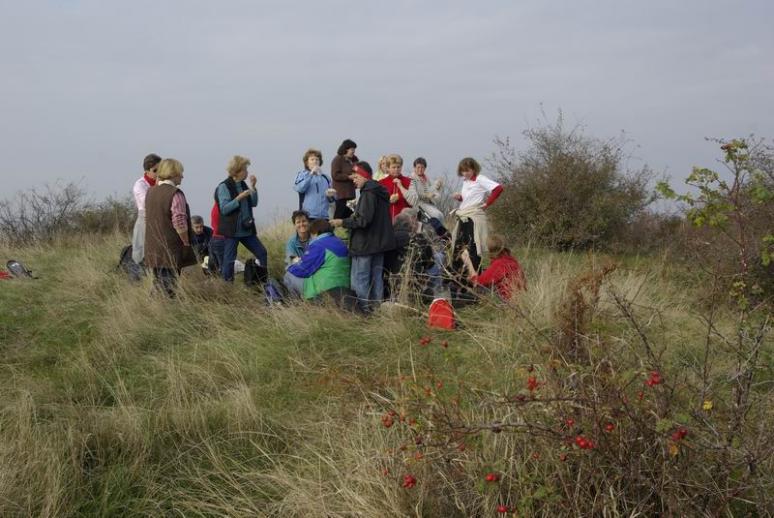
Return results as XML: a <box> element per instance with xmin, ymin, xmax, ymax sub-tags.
<box><xmin>1</xmin><ymin>1</ymin><xmax>772</xmax><ymax>222</ymax></box>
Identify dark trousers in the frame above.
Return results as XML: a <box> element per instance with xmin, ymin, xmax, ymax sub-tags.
<box><xmin>452</xmin><ymin>219</ymin><xmax>481</xmax><ymax>274</ymax></box>
<box><xmin>152</xmin><ymin>267</ymin><xmax>179</xmax><ymax>298</ymax></box>
<box><xmin>222</xmin><ymin>234</ymin><xmax>268</xmax><ymax>282</ymax></box>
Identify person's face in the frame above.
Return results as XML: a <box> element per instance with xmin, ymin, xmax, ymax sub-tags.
<box><xmin>193</xmin><ymin>222</ymin><xmax>204</xmax><ymax>235</ymax></box>
<box><xmin>146</xmin><ymin>165</ymin><xmax>158</xmax><ymax>180</ymax></box>
<box><xmin>388</xmin><ymin>163</ymin><xmax>401</xmax><ymax>177</ymax></box>
<box><xmin>174</xmin><ymin>170</ymin><xmax>184</xmax><ymax>186</ymax></box>
<box><xmin>352</xmin><ymin>174</ymin><xmax>368</xmax><ymax>189</ymax></box>
<box><xmin>294</xmin><ymin>216</ymin><xmax>310</xmax><ymax>236</ymax></box>
<box><xmin>236</xmin><ymin>169</ymin><xmax>248</xmax><ymax>182</ymax></box>
<box><xmin>306</xmin><ymin>155</ymin><xmax>320</xmax><ymax>170</ymax></box>
<box><xmin>461</xmin><ymin>169</ymin><xmax>475</xmax><ymax>180</ymax></box>
<box><xmin>345</xmin><ymin>147</ymin><xmax>356</xmax><ymax>158</ymax></box>
<box><xmin>414</xmin><ymin>163</ymin><xmax>426</xmax><ymax>176</ymax></box>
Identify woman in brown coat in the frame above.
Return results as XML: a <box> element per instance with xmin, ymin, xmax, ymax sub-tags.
<box><xmin>144</xmin><ymin>158</ymin><xmax>196</xmax><ymax>297</ymax></box>
<box><xmin>330</xmin><ymin>138</ymin><xmax>358</xmax><ymax>219</ymax></box>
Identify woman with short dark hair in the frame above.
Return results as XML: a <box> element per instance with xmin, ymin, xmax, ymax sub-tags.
<box><xmin>330</xmin><ymin>139</ymin><xmax>358</xmax><ymax>219</ymax></box>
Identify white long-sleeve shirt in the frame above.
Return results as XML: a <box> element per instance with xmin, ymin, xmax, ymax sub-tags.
<box><xmin>132</xmin><ymin>176</ymin><xmax>152</xmax><ymax>212</ymax></box>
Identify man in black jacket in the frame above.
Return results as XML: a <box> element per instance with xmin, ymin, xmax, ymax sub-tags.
<box><xmin>331</xmin><ymin>161</ymin><xmax>395</xmax><ymax>311</ymax></box>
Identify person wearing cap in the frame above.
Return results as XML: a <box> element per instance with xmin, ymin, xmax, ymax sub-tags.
<box><xmin>330</xmin><ymin>139</ymin><xmax>358</xmax><ymax>219</ymax></box>
<box><xmin>131</xmin><ymin>153</ymin><xmax>161</xmax><ymax>265</ymax></box>
<box><xmin>330</xmin><ymin>161</ymin><xmax>396</xmax><ymax>312</ymax></box>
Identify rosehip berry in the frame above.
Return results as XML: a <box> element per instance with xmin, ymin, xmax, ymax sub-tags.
<box><xmin>559</xmin><ymin>453</ymin><xmax>568</xmax><ymax>462</ymax></box>
<box><xmin>497</xmin><ymin>504</ymin><xmax>509</xmax><ymax>513</ymax></box>
<box><xmin>604</xmin><ymin>423</ymin><xmax>615</xmax><ymax>432</ymax></box>
<box><xmin>402</xmin><ymin>474</ymin><xmax>417</xmax><ymax>489</ymax></box>
<box><xmin>671</xmin><ymin>427</ymin><xmax>688</xmax><ymax>441</ymax></box>
<box><xmin>484</xmin><ymin>472</ymin><xmax>500</xmax><ymax>482</ymax></box>
<box><xmin>414</xmin><ymin>452</ymin><xmax>424</xmax><ymax>460</ymax></box>
<box><xmin>381</xmin><ymin>415</ymin><xmax>394</xmax><ymax>428</ymax></box>
<box><xmin>532</xmin><ymin>452</ymin><xmax>541</xmax><ymax>460</ymax></box>
<box><xmin>637</xmin><ymin>391</ymin><xmax>644</xmax><ymax>401</ymax></box>
<box><xmin>527</xmin><ymin>376</ymin><xmax>539</xmax><ymax>392</ymax></box>
<box><xmin>565</xmin><ymin>418</ymin><xmax>575</xmax><ymax>428</ymax></box>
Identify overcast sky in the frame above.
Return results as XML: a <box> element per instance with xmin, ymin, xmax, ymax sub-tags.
<box><xmin>1</xmin><ymin>1</ymin><xmax>772</xmax><ymax>223</ymax></box>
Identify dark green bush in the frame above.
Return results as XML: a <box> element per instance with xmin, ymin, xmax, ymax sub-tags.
<box><xmin>489</xmin><ymin>115</ymin><xmax>653</xmax><ymax>250</ymax></box>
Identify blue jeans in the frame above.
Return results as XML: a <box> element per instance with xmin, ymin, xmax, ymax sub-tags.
<box><xmin>209</xmin><ymin>236</ymin><xmax>225</xmax><ymax>274</ymax></box>
<box><xmin>350</xmin><ymin>254</ymin><xmax>384</xmax><ymax>311</ymax></box>
<box><xmin>222</xmin><ymin>234</ymin><xmax>268</xmax><ymax>282</ymax></box>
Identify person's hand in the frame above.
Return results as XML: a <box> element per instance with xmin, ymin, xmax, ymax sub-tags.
<box><xmin>330</xmin><ymin>219</ymin><xmax>343</xmax><ymax>228</ymax></box>
<box><xmin>325</xmin><ymin>188</ymin><xmax>337</xmax><ymax>198</ymax></box>
<box><xmin>389</xmin><ymin>193</ymin><xmax>399</xmax><ymax>203</ymax></box>
<box><xmin>236</xmin><ymin>190</ymin><xmax>251</xmax><ymax>201</ymax></box>
<box><xmin>311</xmin><ymin>166</ymin><xmax>320</xmax><ymax>175</ymax></box>
<box><xmin>434</xmin><ymin>178</ymin><xmax>444</xmax><ymax>189</ymax></box>
<box><xmin>460</xmin><ymin>248</ymin><xmax>470</xmax><ymax>261</ymax></box>
<box><xmin>291</xmin><ymin>257</ymin><xmax>301</xmax><ymax>264</ymax></box>
<box><xmin>392</xmin><ymin>177</ymin><xmax>401</xmax><ymax>185</ymax></box>
<box><xmin>452</xmin><ymin>192</ymin><xmax>463</xmax><ymax>202</ymax></box>
<box><xmin>248</xmin><ymin>174</ymin><xmax>257</xmax><ymax>189</ymax></box>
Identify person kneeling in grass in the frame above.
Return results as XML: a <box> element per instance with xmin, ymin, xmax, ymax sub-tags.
<box><xmin>284</xmin><ymin>219</ymin><xmax>351</xmax><ymax>300</ymax></box>
<box><xmin>460</xmin><ymin>234</ymin><xmax>526</xmax><ymax>302</ymax></box>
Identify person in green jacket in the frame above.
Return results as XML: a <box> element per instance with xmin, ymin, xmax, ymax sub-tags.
<box><xmin>285</xmin><ymin>219</ymin><xmax>351</xmax><ymax>300</ymax></box>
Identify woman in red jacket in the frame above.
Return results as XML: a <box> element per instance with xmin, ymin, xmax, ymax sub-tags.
<box><xmin>460</xmin><ymin>234</ymin><xmax>526</xmax><ymax>301</ymax></box>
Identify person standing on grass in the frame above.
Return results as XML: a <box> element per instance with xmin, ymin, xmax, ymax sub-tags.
<box><xmin>379</xmin><ymin>154</ymin><xmax>412</xmax><ymax>222</ymax></box>
<box><xmin>331</xmin><ymin>161</ymin><xmax>395</xmax><ymax>312</ymax></box>
<box><xmin>400</xmin><ymin>157</ymin><xmax>447</xmax><ymax>235</ymax></box>
<box><xmin>144</xmin><ymin>158</ymin><xmax>197</xmax><ymax>297</ymax></box>
<box><xmin>293</xmin><ymin>148</ymin><xmax>335</xmax><ymax>220</ymax></box>
<box><xmin>215</xmin><ymin>155</ymin><xmax>268</xmax><ymax>282</ymax></box>
<box><xmin>450</xmin><ymin>157</ymin><xmax>503</xmax><ymax>275</ymax></box>
<box><xmin>330</xmin><ymin>139</ymin><xmax>358</xmax><ymax>219</ymax></box>
<box><xmin>285</xmin><ymin>210</ymin><xmax>311</xmax><ymax>266</ymax></box>
<box><xmin>131</xmin><ymin>153</ymin><xmax>161</xmax><ymax>265</ymax></box>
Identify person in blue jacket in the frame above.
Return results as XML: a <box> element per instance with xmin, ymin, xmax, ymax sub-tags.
<box><xmin>293</xmin><ymin>148</ymin><xmax>335</xmax><ymax>220</ymax></box>
<box><xmin>215</xmin><ymin>155</ymin><xmax>268</xmax><ymax>281</ymax></box>
<box><xmin>284</xmin><ymin>219</ymin><xmax>351</xmax><ymax>300</ymax></box>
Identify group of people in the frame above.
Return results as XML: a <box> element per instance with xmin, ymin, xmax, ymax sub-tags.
<box><xmin>131</xmin><ymin>139</ymin><xmax>525</xmax><ymax>308</ymax></box>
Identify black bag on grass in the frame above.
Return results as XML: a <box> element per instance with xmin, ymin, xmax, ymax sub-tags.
<box><xmin>243</xmin><ymin>259</ymin><xmax>268</xmax><ymax>287</ymax></box>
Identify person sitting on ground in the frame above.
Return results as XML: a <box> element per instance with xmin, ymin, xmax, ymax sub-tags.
<box><xmin>191</xmin><ymin>215</ymin><xmax>213</xmax><ymax>264</ymax></box>
<box><xmin>460</xmin><ymin>234</ymin><xmax>526</xmax><ymax>302</ymax></box>
<box><xmin>384</xmin><ymin>209</ymin><xmax>437</xmax><ymax>300</ymax></box>
<box><xmin>144</xmin><ymin>158</ymin><xmax>197</xmax><ymax>297</ymax></box>
<box><xmin>215</xmin><ymin>155</ymin><xmax>268</xmax><ymax>282</ymax></box>
<box><xmin>330</xmin><ymin>161</ymin><xmax>396</xmax><ymax>312</ymax></box>
<box><xmin>284</xmin><ymin>219</ymin><xmax>351</xmax><ymax>301</ymax></box>
<box><xmin>131</xmin><ymin>153</ymin><xmax>161</xmax><ymax>265</ymax></box>
<box><xmin>285</xmin><ymin>210</ymin><xmax>311</xmax><ymax>266</ymax></box>
<box><xmin>293</xmin><ymin>148</ymin><xmax>336</xmax><ymax>220</ymax></box>
<box><xmin>379</xmin><ymin>154</ymin><xmax>412</xmax><ymax>221</ymax></box>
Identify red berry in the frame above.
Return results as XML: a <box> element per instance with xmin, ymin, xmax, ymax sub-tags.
<box><xmin>382</xmin><ymin>467</ymin><xmax>389</xmax><ymax>476</ymax></box>
<box><xmin>604</xmin><ymin>423</ymin><xmax>615</xmax><ymax>432</ymax></box>
<box><xmin>484</xmin><ymin>472</ymin><xmax>500</xmax><ymax>482</ymax></box>
<box><xmin>527</xmin><ymin>376</ymin><xmax>539</xmax><ymax>392</ymax></box>
<box><xmin>497</xmin><ymin>504</ymin><xmax>509</xmax><ymax>513</ymax></box>
<box><xmin>402</xmin><ymin>474</ymin><xmax>417</xmax><ymax>489</ymax></box>
<box><xmin>565</xmin><ymin>418</ymin><xmax>575</xmax><ymax>428</ymax></box>
<box><xmin>559</xmin><ymin>453</ymin><xmax>568</xmax><ymax>462</ymax></box>
<box><xmin>414</xmin><ymin>452</ymin><xmax>424</xmax><ymax>460</ymax></box>
<box><xmin>671</xmin><ymin>427</ymin><xmax>688</xmax><ymax>441</ymax></box>
<box><xmin>532</xmin><ymin>452</ymin><xmax>541</xmax><ymax>460</ymax></box>
<box><xmin>637</xmin><ymin>391</ymin><xmax>645</xmax><ymax>401</ymax></box>
<box><xmin>381</xmin><ymin>415</ymin><xmax>394</xmax><ymax>428</ymax></box>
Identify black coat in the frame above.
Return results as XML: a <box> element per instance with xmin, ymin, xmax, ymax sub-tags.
<box><xmin>342</xmin><ymin>180</ymin><xmax>396</xmax><ymax>256</ymax></box>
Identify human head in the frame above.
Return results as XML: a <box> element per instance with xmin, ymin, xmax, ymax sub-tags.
<box><xmin>352</xmin><ymin>161</ymin><xmax>372</xmax><ymax>189</ymax></box>
<box><xmin>227</xmin><ymin>155</ymin><xmax>251</xmax><ymax>181</ymax></box>
<box><xmin>377</xmin><ymin>155</ymin><xmax>388</xmax><ymax>173</ymax></box>
<box><xmin>337</xmin><ymin>139</ymin><xmax>357</xmax><ymax>157</ymax></box>
<box><xmin>413</xmin><ymin>157</ymin><xmax>427</xmax><ymax>176</ymax></box>
<box><xmin>191</xmin><ymin>215</ymin><xmax>205</xmax><ymax>234</ymax></box>
<box><xmin>309</xmin><ymin>219</ymin><xmax>332</xmax><ymax>237</ymax></box>
<box><xmin>386</xmin><ymin>154</ymin><xmax>403</xmax><ymax>177</ymax></box>
<box><xmin>143</xmin><ymin>153</ymin><xmax>162</xmax><ymax>178</ymax></box>
<box><xmin>156</xmin><ymin>158</ymin><xmax>184</xmax><ymax>185</ymax></box>
<box><xmin>394</xmin><ymin>209</ymin><xmax>419</xmax><ymax>233</ymax></box>
<box><xmin>457</xmin><ymin>157</ymin><xmax>481</xmax><ymax>179</ymax></box>
<box><xmin>291</xmin><ymin>210</ymin><xmax>310</xmax><ymax>237</ymax></box>
<box><xmin>302</xmin><ymin>148</ymin><xmax>323</xmax><ymax>170</ymax></box>
<box><xmin>486</xmin><ymin>234</ymin><xmax>510</xmax><ymax>257</ymax></box>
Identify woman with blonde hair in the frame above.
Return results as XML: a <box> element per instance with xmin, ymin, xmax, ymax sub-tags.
<box><xmin>214</xmin><ymin>155</ymin><xmax>267</xmax><ymax>282</ymax></box>
<box><xmin>144</xmin><ymin>158</ymin><xmax>197</xmax><ymax>296</ymax></box>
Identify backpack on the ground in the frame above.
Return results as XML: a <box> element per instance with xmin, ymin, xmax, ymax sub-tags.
<box><xmin>428</xmin><ymin>297</ymin><xmax>456</xmax><ymax>329</ymax></box>
<box><xmin>244</xmin><ymin>259</ymin><xmax>268</xmax><ymax>287</ymax></box>
<box><xmin>264</xmin><ymin>279</ymin><xmax>286</xmax><ymax>305</ymax></box>
<box><xmin>6</xmin><ymin>260</ymin><xmax>35</xmax><ymax>279</ymax></box>
<box><xmin>116</xmin><ymin>245</ymin><xmax>144</xmax><ymax>282</ymax></box>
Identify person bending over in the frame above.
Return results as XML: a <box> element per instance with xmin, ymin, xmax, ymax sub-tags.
<box><xmin>460</xmin><ymin>234</ymin><xmax>526</xmax><ymax>302</ymax></box>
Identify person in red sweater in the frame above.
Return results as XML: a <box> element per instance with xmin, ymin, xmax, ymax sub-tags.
<box><xmin>378</xmin><ymin>154</ymin><xmax>412</xmax><ymax>221</ymax></box>
<box><xmin>460</xmin><ymin>234</ymin><xmax>526</xmax><ymax>301</ymax></box>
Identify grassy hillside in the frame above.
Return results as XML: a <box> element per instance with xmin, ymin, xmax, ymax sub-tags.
<box><xmin>0</xmin><ymin>231</ymin><xmax>771</xmax><ymax>517</ymax></box>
